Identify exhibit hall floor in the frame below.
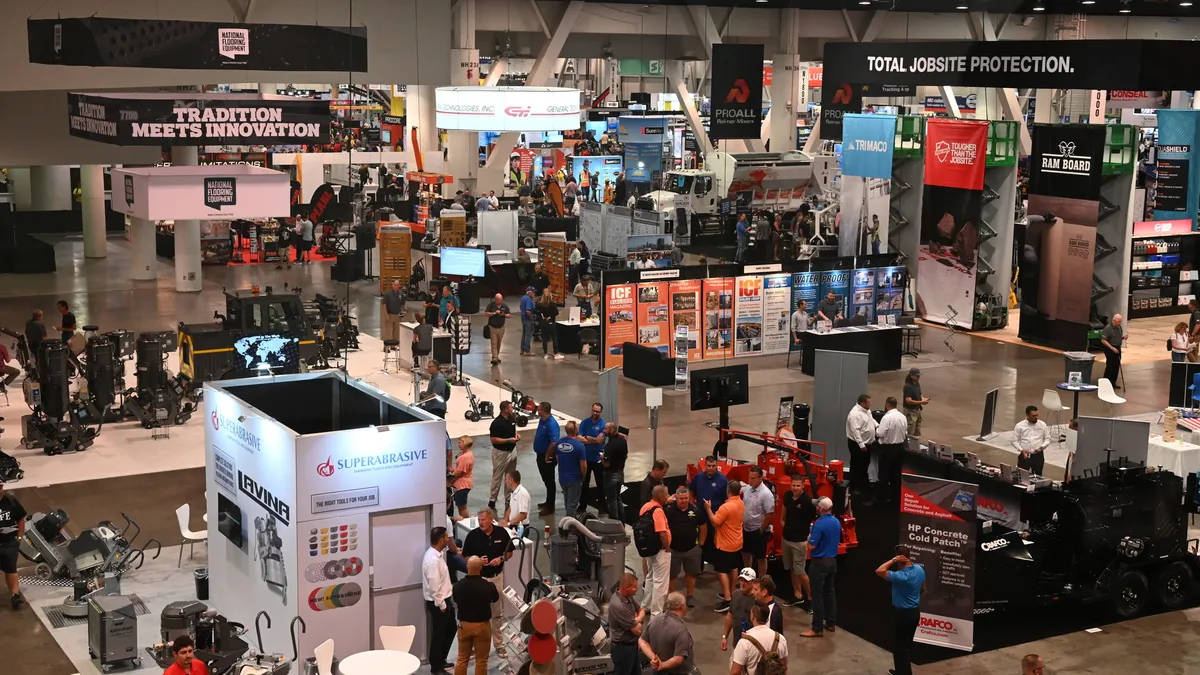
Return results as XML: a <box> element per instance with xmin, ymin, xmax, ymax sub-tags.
<box><xmin>1</xmin><ymin>235</ymin><xmax>1196</xmax><ymax>675</ymax></box>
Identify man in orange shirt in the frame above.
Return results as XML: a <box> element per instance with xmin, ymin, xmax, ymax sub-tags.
<box><xmin>163</xmin><ymin>636</ymin><xmax>209</xmax><ymax>675</ymax></box>
<box><xmin>703</xmin><ymin>480</ymin><xmax>745</xmax><ymax>613</ymax></box>
<box><xmin>639</xmin><ymin>485</ymin><xmax>672</xmax><ymax>615</ymax></box>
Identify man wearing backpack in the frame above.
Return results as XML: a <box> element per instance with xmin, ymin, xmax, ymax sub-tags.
<box><xmin>730</xmin><ymin>604</ymin><xmax>788</xmax><ymax>675</ymax></box>
<box><xmin>636</xmin><ymin>485</ymin><xmax>672</xmax><ymax>615</ymax></box>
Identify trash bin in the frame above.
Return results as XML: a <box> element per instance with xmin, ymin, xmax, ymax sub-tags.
<box><xmin>194</xmin><ymin>568</ymin><xmax>209</xmax><ymax>601</ymax></box>
<box><xmin>792</xmin><ymin>403</ymin><xmax>811</xmax><ymax>440</ymax></box>
<box><xmin>1064</xmin><ymin>351</ymin><xmax>1096</xmax><ymax>385</ymax></box>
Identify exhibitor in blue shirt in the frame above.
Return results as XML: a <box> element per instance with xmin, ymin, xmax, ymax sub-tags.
<box><xmin>689</xmin><ymin>466</ymin><xmax>729</xmax><ymax>523</ymax></box>
<box><xmin>578</xmin><ymin>415</ymin><xmax>606</xmax><ymax>462</ymax></box>
<box><xmin>534</xmin><ymin>415</ymin><xmax>561</xmax><ymax>455</ymax></box>
<box><xmin>520</xmin><ymin>292</ymin><xmax>537</xmax><ymax>323</ymax></box>
<box><xmin>439</xmin><ymin>293</ymin><xmax>461</xmax><ymax>322</ymax></box>
<box><xmin>808</xmin><ymin>512</ymin><xmax>842</xmax><ymax>559</ymax></box>
<box><xmin>555</xmin><ymin>436</ymin><xmax>586</xmax><ymax>482</ymax></box>
<box><xmin>887</xmin><ymin>564</ymin><xmax>926</xmax><ymax>610</ymax></box>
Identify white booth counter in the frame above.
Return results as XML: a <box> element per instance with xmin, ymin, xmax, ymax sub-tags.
<box><xmin>397</xmin><ymin>321</ymin><xmax>452</xmax><ymax>369</ymax></box>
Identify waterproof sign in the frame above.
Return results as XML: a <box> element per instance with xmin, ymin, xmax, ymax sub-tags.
<box><xmin>841</xmin><ymin>114</ymin><xmax>896</xmax><ymax>179</ymax></box>
<box><xmin>899</xmin><ymin>473</ymin><xmax>977</xmax><ymax>652</ymax></box>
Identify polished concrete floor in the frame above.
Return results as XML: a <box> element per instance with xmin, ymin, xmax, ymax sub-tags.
<box><xmin>2</xmin><ymin>235</ymin><xmax>1197</xmax><ymax>675</ymax></box>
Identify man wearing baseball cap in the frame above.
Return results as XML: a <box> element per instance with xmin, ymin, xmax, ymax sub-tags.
<box><xmin>902</xmin><ymin>368</ymin><xmax>930</xmax><ymax>437</ymax></box>
<box><xmin>875</xmin><ymin>545</ymin><xmax>925</xmax><ymax>675</ymax></box>
<box><xmin>519</xmin><ymin>286</ymin><xmax>538</xmax><ymax>356</ymax></box>
<box><xmin>721</xmin><ymin>568</ymin><xmax>759</xmax><ymax>652</ymax></box>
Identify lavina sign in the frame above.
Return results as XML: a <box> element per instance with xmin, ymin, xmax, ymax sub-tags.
<box><xmin>133</xmin><ymin>107</ymin><xmax>322</xmax><ymax>140</ymax></box>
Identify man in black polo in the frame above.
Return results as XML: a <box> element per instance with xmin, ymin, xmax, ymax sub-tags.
<box><xmin>665</xmin><ymin>487</ymin><xmax>705</xmax><ymax>609</ymax></box>
<box><xmin>461</xmin><ymin>508</ymin><xmax>513</xmax><ymax>658</ymax></box>
<box><xmin>484</xmin><ymin>293</ymin><xmax>512</xmax><ymax>365</ymax></box>
<box><xmin>382</xmin><ymin>280</ymin><xmax>407</xmax><ymax>348</ymax></box>
<box><xmin>0</xmin><ymin>481</ymin><xmax>28</xmax><ymax>609</ymax></box>
<box><xmin>487</xmin><ymin>401</ymin><xmax>521</xmax><ymax>512</ymax></box>
<box><xmin>56</xmin><ymin>300</ymin><xmax>77</xmax><ymax>344</ymax></box>
<box><xmin>816</xmin><ymin>290</ymin><xmax>842</xmax><ymax>325</ymax></box>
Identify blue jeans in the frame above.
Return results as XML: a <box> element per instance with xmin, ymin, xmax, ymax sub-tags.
<box><xmin>604</xmin><ymin>470</ymin><xmax>625</xmax><ymax>521</ymax></box>
<box><xmin>736</xmin><ymin>238</ymin><xmax>748</xmax><ymax>262</ymax></box>
<box><xmin>611</xmin><ymin>643</ymin><xmax>640</xmax><ymax>675</ymax></box>
<box><xmin>562</xmin><ymin>480</ymin><xmax>583</xmax><ymax>515</ymax></box>
<box><xmin>1174</xmin><ymin>351</ymin><xmax>1187</xmax><ymax>362</ymax></box>
<box><xmin>521</xmin><ymin>321</ymin><xmax>535</xmax><ymax>353</ymax></box>
<box><xmin>809</xmin><ymin>557</ymin><xmax>838</xmax><ymax>631</ymax></box>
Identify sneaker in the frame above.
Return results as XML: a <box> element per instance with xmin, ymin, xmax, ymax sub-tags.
<box><xmin>554</xmin><ymin>353</ymin><xmax>564</xmax><ymax>360</ymax></box>
<box><xmin>686</xmin><ymin>595</ymin><xmax>695</xmax><ymax>608</ymax></box>
<box><xmin>544</xmin><ymin>354</ymin><xmax>551</xmax><ymax>359</ymax></box>
<box><xmin>488</xmin><ymin>501</ymin><xmax>497</xmax><ymax>511</ymax></box>
<box><xmin>785</xmin><ymin>596</ymin><xmax>805</xmax><ymax>607</ymax></box>
<box><xmin>11</xmin><ymin>593</ymin><xmax>23</xmax><ymax>610</ymax></box>
<box><xmin>714</xmin><ymin>599</ymin><xmax>731</xmax><ymax>613</ymax></box>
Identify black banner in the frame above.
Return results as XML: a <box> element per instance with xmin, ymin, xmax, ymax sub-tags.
<box><xmin>710</xmin><ymin>44</ymin><xmax>764</xmax><ymax>140</ymax></box>
<box><xmin>29</xmin><ymin>18</ymin><xmax>366</xmax><ymax>72</ymax></box>
<box><xmin>819</xmin><ymin>82</ymin><xmax>863</xmax><ymax>142</ymax></box>
<box><xmin>1157</xmin><ymin>157</ymin><xmax>1191</xmax><ymax>212</ymax></box>
<box><xmin>67</xmin><ymin>93</ymin><xmax>330</xmax><ymax>146</ymax></box>
<box><xmin>1028</xmin><ymin>124</ymin><xmax>1105</xmax><ymax>201</ymax></box>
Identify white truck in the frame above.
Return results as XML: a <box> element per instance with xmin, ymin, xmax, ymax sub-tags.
<box><xmin>635</xmin><ymin>151</ymin><xmax>814</xmax><ymax>236</ymax></box>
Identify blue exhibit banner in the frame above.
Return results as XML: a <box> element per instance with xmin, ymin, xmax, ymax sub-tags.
<box><xmin>790</xmin><ymin>272</ymin><xmax>820</xmax><ymax>352</ymax></box>
<box><xmin>624</xmin><ymin>142</ymin><xmax>662</xmax><ymax>183</ymax></box>
<box><xmin>819</xmin><ymin>270</ymin><xmax>851</xmax><ymax>321</ymax></box>
<box><xmin>841</xmin><ymin>114</ymin><xmax>897</xmax><ymax>179</ymax></box>
<box><xmin>1153</xmin><ymin>109</ymin><xmax>1200</xmax><ymax>228</ymax></box>
<box><xmin>876</xmin><ymin>266</ymin><xmax>906</xmax><ymax>320</ymax></box>
<box><xmin>851</xmin><ymin>268</ymin><xmax>876</xmax><ymax>323</ymax></box>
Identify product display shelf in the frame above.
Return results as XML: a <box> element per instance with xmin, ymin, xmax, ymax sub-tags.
<box><xmin>1094</xmin><ymin>171</ymin><xmax>1137</xmax><ymax>325</ymax></box>
<box><xmin>1127</xmin><ymin>230</ymin><xmax>1200</xmax><ymax>319</ymax></box>
<box><xmin>378</xmin><ymin>223</ymin><xmax>413</xmax><ymax>294</ymax></box>
<box><xmin>538</xmin><ymin>232</ymin><xmax>569</xmax><ymax>304</ymax></box>
<box><xmin>440</xmin><ymin>211</ymin><xmax>468</xmax><ymax>248</ymax></box>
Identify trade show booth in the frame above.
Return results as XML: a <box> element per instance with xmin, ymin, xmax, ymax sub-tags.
<box><xmin>204</xmin><ymin>372</ymin><xmax>447</xmax><ymax>662</ymax></box>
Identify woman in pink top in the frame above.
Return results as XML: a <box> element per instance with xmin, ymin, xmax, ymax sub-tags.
<box><xmin>451</xmin><ymin>436</ymin><xmax>476</xmax><ymax>518</ymax></box>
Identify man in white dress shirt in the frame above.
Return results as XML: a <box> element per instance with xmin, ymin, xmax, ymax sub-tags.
<box><xmin>501</xmin><ymin>469</ymin><xmax>532</xmax><ymax>529</ymax></box>
<box><xmin>846</xmin><ymin>394</ymin><xmax>879</xmax><ymax>500</ymax></box>
<box><xmin>875</xmin><ymin>397</ymin><xmax>909</xmax><ymax>505</ymax></box>
<box><xmin>422</xmin><ymin>527</ymin><xmax>456</xmax><ymax>673</ymax></box>
<box><xmin>1012</xmin><ymin>405</ymin><xmax>1050</xmax><ymax>476</ymax></box>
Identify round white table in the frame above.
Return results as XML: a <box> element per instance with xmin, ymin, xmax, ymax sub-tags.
<box><xmin>338</xmin><ymin>649</ymin><xmax>421</xmax><ymax>675</ymax></box>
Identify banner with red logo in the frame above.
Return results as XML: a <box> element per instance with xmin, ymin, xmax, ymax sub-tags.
<box><xmin>602</xmin><ymin>283</ymin><xmax>637</xmax><ymax>368</ymax></box>
<box><xmin>702</xmin><ymin>277</ymin><xmax>735</xmax><ymax>359</ymax></box>
<box><xmin>711</xmin><ymin>44</ymin><xmax>765</xmax><ymax>140</ymax></box>
<box><xmin>916</xmin><ymin>119</ymin><xmax>988</xmax><ymax>326</ymax></box>
<box><xmin>899</xmin><ymin>472</ymin><xmax>977</xmax><ymax>652</ymax></box>
<box><xmin>734</xmin><ymin>276</ymin><xmax>764</xmax><ymax>356</ymax></box>
<box><xmin>636</xmin><ymin>282</ymin><xmax>671</xmax><ymax>354</ymax></box>
<box><xmin>669</xmin><ymin>279</ymin><xmax>704</xmax><ymax>360</ymax></box>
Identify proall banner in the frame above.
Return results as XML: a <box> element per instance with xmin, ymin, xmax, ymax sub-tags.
<box><xmin>1153</xmin><ymin>110</ymin><xmax>1200</xmax><ymax>226</ymax></box>
<box><xmin>710</xmin><ymin>44</ymin><xmax>765</xmax><ymax>140</ymax></box>
<box><xmin>1019</xmin><ymin>124</ymin><xmax>1107</xmax><ymax>350</ymax></box>
<box><xmin>818</xmin><ymin>82</ymin><xmax>862</xmax><ymax>141</ymax></box>
<box><xmin>30</xmin><ymin>18</ymin><xmax>367</xmax><ymax>71</ymax></box>
<box><xmin>67</xmin><ymin>92</ymin><xmax>330</xmax><ymax>146</ymax></box>
<box><xmin>841</xmin><ymin>114</ymin><xmax>896</xmax><ymax>179</ymax></box>
<box><xmin>916</xmin><ymin>119</ymin><xmax>988</xmax><ymax>326</ymax></box>
<box><xmin>899</xmin><ymin>472</ymin><xmax>977</xmax><ymax>652</ymax></box>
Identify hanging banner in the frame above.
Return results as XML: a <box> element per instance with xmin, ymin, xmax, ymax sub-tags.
<box><xmin>1153</xmin><ymin>110</ymin><xmax>1200</xmax><ymax>226</ymax></box>
<box><xmin>851</xmin><ymin>269</ymin><xmax>877</xmax><ymax>323</ymax></box>
<box><xmin>67</xmin><ymin>92</ymin><xmax>330</xmax><ymax>146</ymax></box>
<box><xmin>1018</xmin><ymin>124</ymin><xmax>1107</xmax><ymax>350</ymax></box>
<box><xmin>917</xmin><ymin>119</ymin><xmax>987</xmax><ymax>326</ymax></box>
<box><xmin>625</xmin><ymin>143</ymin><xmax>663</xmax><ymax>183</ymax></box>
<box><xmin>669</xmin><ymin>279</ymin><xmax>704</xmax><ymax>361</ymax></box>
<box><xmin>762</xmin><ymin>274</ymin><xmax>792</xmax><ymax>355</ymax></box>
<box><xmin>838</xmin><ymin>177</ymin><xmax>891</xmax><ymax>257</ymax></box>
<box><xmin>30</xmin><ymin>18</ymin><xmax>367</xmax><ymax>71</ymax></box>
<box><xmin>636</xmin><ymin>282</ymin><xmax>671</xmax><ymax>354</ymax></box>
<box><xmin>1107</xmin><ymin>90</ymin><xmax>1167</xmax><ymax>108</ymax></box>
<box><xmin>603</xmin><ymin>283</ymin><xmax>637</xmax><ymax>368</ymax></box>
<box><xmin>819</xmin><ymin>270</ymin><xmax>851</xmax><ymax>321</ymax></box>
<box><xmin>899</xmin><ymin>473</ymin><xmax>977</xmax><ymax>652</ymax></box>
<box><xmin>711</xmin><ymin>44</ymin><xmax>766</xmax><ymax>140</ymax></box>
<box><xmin>734</xmin><ymin>276</ymin><xmax>765</xmax><ymax>356</ymax></box>
<box><xmin>876</xmin><ymin>266</ymin><xmax>906</xmax><ymax>320</ymax></box>
<box><xmin>703</xmin><ymin>277</ymin><xmax>735</xmax><ymax>359</ymax></box>
<box><xmin>790</xmin><ymin>272</ymin><xmax>820</xmax><ymax>352</ymax></box>
<box><xmin>841</xmin><ymin>114</ymin><xmax>897</xmax><ymax>179</ymax></box>
<box><xmin>819</xmin><ymin>82</ymin><xmax>862</xmax><ymax>141</ymax></box>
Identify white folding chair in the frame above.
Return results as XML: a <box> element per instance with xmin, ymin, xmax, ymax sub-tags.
<box><xmin>1098</xmin><ymin>377</ymin><xmax>1127</xmax><ymax>416</ymax></box>
<box><xmin>1041</xmin><ymin>389</ymin><xmax>1070</xmax><ymax>442</ymax></box>
<box><xmin>314</xmin><ymin>639</ymin><xmax>335</xmax><ymax>675</ymax></box>
<box><xmin>175</xmin><ymin>504</ymin><xmax>208</xmax><ymax>568</ymax></box>
<box><xmin>378</xmin><ymin>624</ymin><xmax>416</xmax><ymax>653</ymax></box>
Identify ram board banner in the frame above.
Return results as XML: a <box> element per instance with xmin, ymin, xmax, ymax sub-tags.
<box><xmin>1019</xmin><ymin>124</ymin><xmax>1106</xmax><ymax>350</ymax></box>
<box><xmin>734</xmin><ymin>276</ymin><xmax>765</xmax><ymax>356</ymax></box>
<box><xmin>204</xmin><ymin>388</ymin><xmax>299</xmax><ymax>660</ymax></box>
<box><xmin>790</xmin><ymin>272</ymin><xmax>820</xmax><ymax>352</ymax></box>
<box><xmin>603</xmin><ymin>283</ymin><xmax>637</xmax><ymax>368</ymax></box>
<box><xmin>917</xmin><ymin>119</ymin><xmax>988</xmax><ymax>326</ymax></box>
<box><xmin>711</xmin><ymin>44</ymin><xmax>766</xmax><ymax>140</ymax></box>
<box><xmin>876</xmin><ymin>266</ymin><xmax>907</xmax><ymax>320</ymax></box>
<box><xmin>899</xmin><ymin>473</ymin><xmax>977</xmax><ymax>652</ymax></box>
<box><xmin>841</xmin><ymin>114</ymin><xmax>897</xmax><ymax>179</ymax></box>
<box><xmin>819</xmin><ymin>270</ymin><xmax>851</xmax><ymax>321</ymax></box>
<box><xmin>30</xmin><ymin>18</ymin><xmax>367</xmax><ymax>71</ymax></box>
<box><xmin>818</xmin><ymin>81</ymin><xmax>863</xmax><ymax>141</ymax></box>
<box><xmin>1153</xmin><ymin>110</ymin><xmax>1200</xmax><ymax>226</ymax></box>
<box><xmin>669</xmin><ymin>280</ymin><xmax>704</xmax><ymax>360</ymax></box>
<box><xmin>703</xmin><ymin>278</ymin><xmax>735</xmax><ymax>359</ymax></box>
<box><xmin>851</xmin><ymin>269</ymin><xmax>877</xmax><ymax>323</ymax></box>
<box><xmin>838</xmin><ymin>177</ymin><xmax>891</xmax><ymax>257</ymax></box>
<box><xmin>762</xmin><ymin>275</ymin><xmax>793</xmax><ymax>355</ymax></box>
<box><xmin>636</xmin><ymin>282</ymin><xmax>672</xmax><ymax>354</ymax></box>
<box><xmin>68</xmin><ymin>92</ymin><xmax>331</xmax><ymax>146</ymax></box>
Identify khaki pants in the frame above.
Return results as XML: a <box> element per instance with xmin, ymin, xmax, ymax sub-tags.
<box><xmin>490</xmin><ymin>449</ymin><xmax>517</xmax><ymax>507</ymax></box>
<box><xmin>903</xmin><ymin>408</ymin><xmax>922</xmax><ymax>436</ymax></box>
<box><xmin>455</xmin><ymin>621</ymin><xmax>492</xmax><ymax>675</ymax></box>
<box><xmin>383</xmin><ymin>312</ymin><xmax>402</xmax><ymax>345</ymax></box>
<box><xmin>489</xmin><ymin>325</ymin><xmax>505</xmax><ymax>361</ymax></box>
<box><xmin>487</xmin><ymin>575</ymin><xmax>506</xmax><ymax>652</ymax></box>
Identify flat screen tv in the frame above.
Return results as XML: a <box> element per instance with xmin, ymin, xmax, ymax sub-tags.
<box><xmin>439</xmin><ymin>246</ymin><xmax>487</xmax><ymax>277</ymax></box>
<box><xmin>689</xmin><ymin>364</ymin><xmax>750</xmax><ymax>411</ymax></box>
<box><xmin>217</xmin><ymin>492</ymin><xmax>245</xmax><ymax>550</ymax></box>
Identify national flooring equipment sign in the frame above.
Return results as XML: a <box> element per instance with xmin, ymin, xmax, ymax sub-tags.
<box><xmin>899</xmin><ymin>473</ymin><xmax>977</xmax><ymax>652</ymax></box>
<box><xmin>68</xmin><ymin>93</ymin><xmax>330</xmax><ymax>146</ymax></box>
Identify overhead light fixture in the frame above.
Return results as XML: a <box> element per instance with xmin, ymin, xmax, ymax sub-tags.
<box><xmin>1182</xmin><ymin>1</ymin><xmax>1194</xmax><ymax>6</ymax></box>
<box><xmin>957</xmin><ymin>4</ymin><xmax>968</xmax><ymax>8</ymax></box>
<box><xmin>1032</xmin><ymin>3</ymin><xmax>1045</xmax><ymax>9</ymax></box>
<box><xmin>859</xmin><ymin>1</ymin><xmax>870</xmax><ymax>4</ymax></box>
<box><xmin>1081</xmin><ymin>0</ymin><xmax>1095</xmax><ymax>4</ymax></box>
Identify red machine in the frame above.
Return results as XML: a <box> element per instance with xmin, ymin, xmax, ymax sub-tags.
<box><xmin>685</xmin><ymin>426</ymin><xmax>858</xmax><ymax>556</ymax></box>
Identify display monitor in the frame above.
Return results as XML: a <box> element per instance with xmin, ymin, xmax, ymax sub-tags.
<box><xmin>439</xmin><ymin>246</ymin><xmax>487</xmax><ymax>277</ymax></box>
<box><xmin>217</xmin><ymin>493</ymin><xmax>245</xmax><ymax>550</ymax></box>
<box><xmin>689</xmin><ymin>364</ymin><xmax>750</xmax><ymax>411</ymax></box>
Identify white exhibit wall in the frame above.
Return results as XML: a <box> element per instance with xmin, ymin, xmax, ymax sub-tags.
<box><xmin>477</xmin><ymin>210</ymin><xmax>518</xmax><ymax>254</ymax></box>
<box><xmin>110</xmin><ymin>166</ymin><xmax>291</xmax><ymax>221</ymax></box>
<box><xmin>204</xmin><ymin>386</ymin><xmax>300</xmax><ymax>657</ymax></box>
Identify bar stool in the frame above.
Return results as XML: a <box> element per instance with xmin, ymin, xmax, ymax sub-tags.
<box><xmin>382</xmin><ymin>340</ymin><xmax>401</xmax><ymax>372</ymax></box>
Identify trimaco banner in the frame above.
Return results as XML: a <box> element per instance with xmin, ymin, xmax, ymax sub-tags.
<box><xmin>68</xmin><ymin>92</ymin><xmax>330</xmax><ymax>146</ymax></box>
<box><xmin>841</xmin><ymin>114</ymin><xmax>897</xmax><ymax>179</ymax></box>
<box><xmin>710</xmin><ymin>44</ymin><xmax>765</xmax><ymax>140</ymax></box>
<box><xmin>899</xmin><ymin>472</ymin><xmax>977</xmax><ymax>652</ymax></box>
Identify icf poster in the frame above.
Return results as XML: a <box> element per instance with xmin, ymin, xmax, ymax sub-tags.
<box><xmin>603</xmin><ymin>283</ymin><xmax>636</xmax><ymax>368</ymax></box>
<box><xmin>669</xmin><ymin>279</ymin><xmax>704</xmax><ymax>360</ymax></box>
<box><xmin>762</xmin><ymin>274</ymin><xmax>792</xmax><ymax>354</ymax></box>
<box><xmin>819</xmin><ymin>270</ymin><xmax>851</xmax><ymax>321</ymax></box>
<box><xmin>734</xmin><ymin>276</ymin><xmax>764</xmax><ymax>356</ymax></box>
<box><xmin>702</xmin><ymin>278</ymin><xmax>734</xmax><ymax>359</ymax></box>
<box><xmin>790</xmin><ymin>272</ymin><xmax>820</xmax><ymax>352</ymax></box>
<box><xmin>876</xmin><ymin>266</ymin><xmax>906</xmax><ymax>320</ymax></box>
<box><xmin>636</xmin><ymin>282</ymin><xmax>671</xmax><ymax>354</ymax></box>
<box><xmin>851</xmin><ymin>269</ymin><xmax>876</xmax><ymax>323</ymax></box>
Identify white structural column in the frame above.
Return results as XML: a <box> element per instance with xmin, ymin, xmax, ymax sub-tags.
<box><xmin>667</xmin><ymin>61</ymin><xmax>714</xmax><ymax>157</ymax></box>
<box><xmin>477</xmin><ymin>0</ymin><xmax>584</xmax><ymax>194</ymax></box>
<box><xmin>769</xmin><ymin>9</ymin><xmax>802</xmax><ymax>153</ymax></box>
<box><xmin>173</xmin><ymin>146</ymin><xmax>202</xmax><ymax>292</ymax></box>
<box><xmin>81</xmin><ymin>165</ymin><xmax>106</xmax><ymax>259</ymax></box>
<box><xmin>29</xmin><ymin>165</ymin><xmax>72</xmax><ymax>211</ymax></box>
<box><xmin>446</xmin><ymin>0</ymin><xmax>479</xmax><ymax>192</ymax></box>
<box><xmin>8</xmin><ymin>168</ymin><xmax>33</xmax><ymax>211</ymax></box>
<box><xmin>1172</xmin><ymin>91</ymin><xmax>1192</xmax><ymax>109</ymax></box>
<box><xmin>969</xmin><ymin>12</ymin><xmax>1030</xmax><ymax>155</ymax></box>
<box><xmin>1033</xmin><ymin>90</ymin><xmax>1055</xmax><ymax>123</ymax></box>
<box><xmin>405</xmin><ymin>85</ymin><xmax>440</xmax><ymax>170</ymax></box>
<box><xmin>130</xmin><ymin>217</ymin><xmax>157</xmax><ymax>281</ymax></box>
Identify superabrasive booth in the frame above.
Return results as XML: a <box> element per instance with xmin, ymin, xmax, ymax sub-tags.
<box><xmin>203</xmin><ymin>371</ymin><xmax>447</xmax><ymax>662</ymax></box>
